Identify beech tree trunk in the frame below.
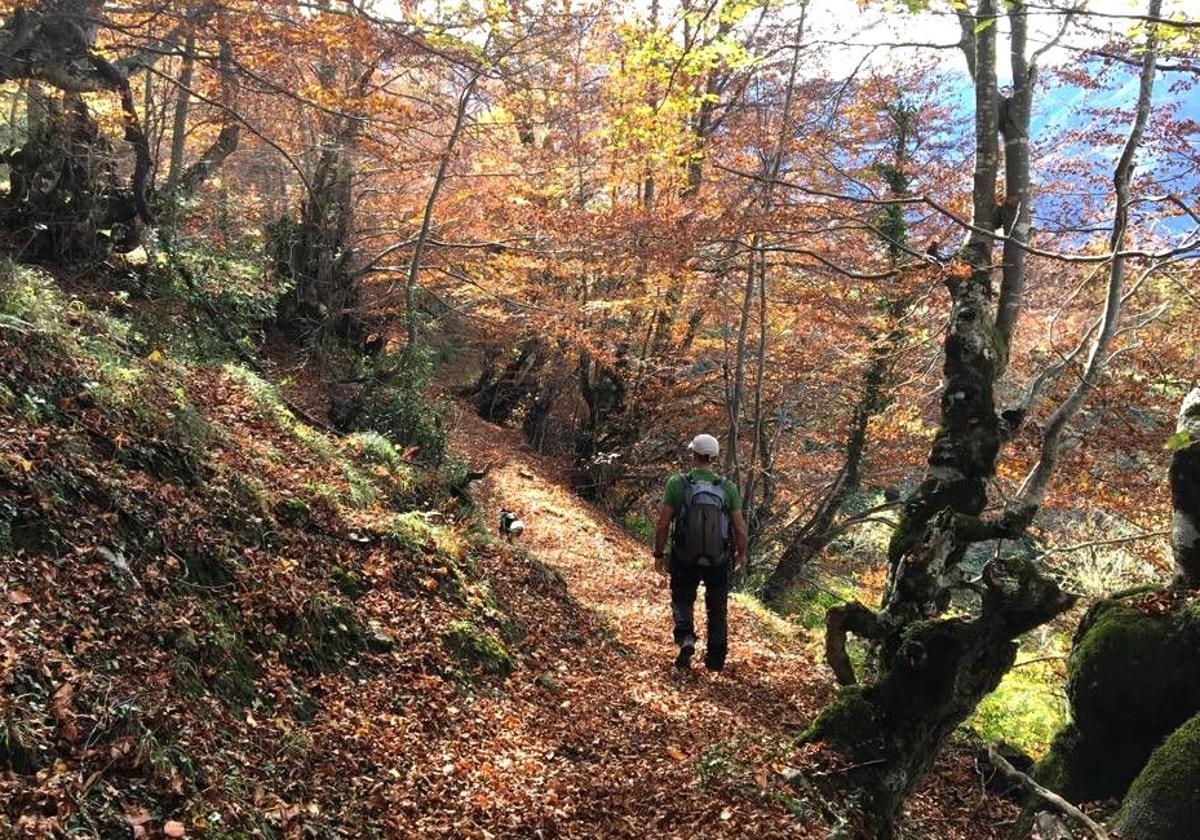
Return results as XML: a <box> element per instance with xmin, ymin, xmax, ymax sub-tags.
<box><xmin>0</xmin><ymin>2</ymin><xmax>230</xmax><ymax>258</ymax></box>
<box><xmin>165</xmin><ymin>30</ymin><xmax>196</xmax><ymax>193</ymax></box>
<box><xmin>473</xmin><ymin>337</ymin><xmax>548</xmax><ymax>424</ymax></box>
<box><xmin>806</xmin><ymin>2</ymin><xmax>1083</xmax><ymax>834</ymax></box>
<box><xmin>808</xmin><ymin>2</ymin><xmax>1163</xmax><ymax>834</ymax></box>
<box><xmin>274</xmin><ymin>58</ymin><xmax>374</xmax><ymax>345</ymax></box>
<box><xmin>273</xmin><ymin>143</ymin><xmax>359</xmax><ymax>341</ymax></box>
<box><xmin>405</xmin><ymin>68</ymin><xmax>479</xmax><ymax>346</ymax></box>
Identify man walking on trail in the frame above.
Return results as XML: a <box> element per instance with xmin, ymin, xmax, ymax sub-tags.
<box><xmin>653</xmin><ymin>434</ymin><xmax>748</xmax><ymax>672</ymax></box>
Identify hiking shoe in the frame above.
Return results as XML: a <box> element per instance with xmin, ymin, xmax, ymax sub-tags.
<box><xmin>674</xmin><ymin>638</ymin><xmax>696</xmax><ymax>670</ymax></box>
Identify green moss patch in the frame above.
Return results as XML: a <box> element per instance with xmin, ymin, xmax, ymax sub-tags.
<box><xmin>1035</xmin><ymin>593</ymin><xmax>1200</xmax><ymax>802</ymax></box>
<box><xmin>442</xmin><ymin>620</ymin><xmax>513</xmax><ymax>678</ymax></box>
<box><xmin>802</xmin><ymin>685</ymin><xmax>883</xmax><ymax>761</ymax></box>
<box><xmin>1113</xmin><ymin>711</ymin><xmax>1200</xmax><ymax>840</ymax></box>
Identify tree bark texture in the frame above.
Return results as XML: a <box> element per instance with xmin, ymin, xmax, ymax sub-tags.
<box><xmin>0</xmin><ymin>2</ymin><xmax>227</xmax><ymax>258</ymax></box>
<box><xmin>808</xmin><ymin>526</ymin><xmax>1074</xmax><ymax>837</ymax></box>
<box><xmin>272</xmin><ymin>140</ymin><xmax>360</xmax><ymax>342</ymax></box>
<box><xmin>806</xmin><ymin>4</ymin><xmax>1087</xmax><ymax>835</ymax></box>
<box><xmin>473</xmin><ymin>337</ymin><xmax>548</xmax><ymax>424</ymax></box>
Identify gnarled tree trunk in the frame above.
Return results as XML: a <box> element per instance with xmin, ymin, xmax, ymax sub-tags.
<box><xmin>0</xmin><ymin>2</ymin><xmax>233</xmax><ymax>259</ymax></box>
<box><xmin>804</xmin><ymin>1</ymin><xmax>1163</xmax><ymax>834</ymax></box>
<box><xmin>273</xmin><ymin>142</ymin><xmax>360</xmax><ymax>341</ymax></box>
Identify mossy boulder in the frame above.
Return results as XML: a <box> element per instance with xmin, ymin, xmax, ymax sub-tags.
<box><xmin>442</xmin><ymin>620</ymin><xmax>512</xmax><ymax>678</ymax></box>
<box><xmin>1112</xmin><ymin>710</ymin><xmax>1200</xmax><ymax>840</ymax></box>
<box><xmin>1035</xmin><ymin>594</ymin><xmax>1200</xmax><ymax>802</ymax></box>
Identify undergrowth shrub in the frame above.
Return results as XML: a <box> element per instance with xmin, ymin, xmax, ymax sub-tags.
<box><xmin>138</xmin><ymin>240</ymin><xmax>279</xmax><ymax>361</ymax></box>
<box><xmin>969</xmin><ymin>653</ymin><xmax>1068</xmax><ymax>758</ymax></box>
<box><xmin>353</xmin><ymin>346</ymin><xmax>446</xmax><ymax>466</ymax></box>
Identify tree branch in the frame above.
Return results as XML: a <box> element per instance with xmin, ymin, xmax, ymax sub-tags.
<box><xmin>986</xmin><ymin>744</ymin><xmax>1111</xmax><ymax>840</ymax></box>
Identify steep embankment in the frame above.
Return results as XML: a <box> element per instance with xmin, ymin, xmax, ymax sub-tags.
<box><xmin>1</xmin><ymin>265</ymin><xmax>1016</xmax><ymax>838</ymax></box>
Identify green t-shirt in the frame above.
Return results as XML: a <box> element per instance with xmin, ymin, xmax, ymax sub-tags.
<box><xmin>662</xmin><ymin>470</ymin><xmax>741</xmax><ymax>513</ymax></box>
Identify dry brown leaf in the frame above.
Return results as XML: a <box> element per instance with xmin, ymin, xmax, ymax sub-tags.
<box><xmin>51</xmin><ymin>682</ymin><xmax>78</xmax><ymax>743</ymax></box>
<box><xmin>124</xmin><ymin>808</ymin><xmax>152</xmax><ymax>827</ymax></box>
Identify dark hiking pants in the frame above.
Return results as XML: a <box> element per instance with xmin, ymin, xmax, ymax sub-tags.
<box><xmin>670</xmin><ymin>560</ymin><xmax>731</xmax><ymax>670</ymax></box>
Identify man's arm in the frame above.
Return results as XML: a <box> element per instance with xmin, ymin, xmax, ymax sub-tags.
<box><xmin>653</xmin><ymin>503</ymin><xmax>674</xmax><ymax>575</ymax></box>
<box><xmin>730</xmin><ymin>510</ymin><xmax>749</xmax><ymax>571</ymax></box>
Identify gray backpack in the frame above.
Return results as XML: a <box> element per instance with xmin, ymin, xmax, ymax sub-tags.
<box><xmin>673</xmin><ymin>474</ymin><xmax>731</xmax><ymax>567</ymax></box>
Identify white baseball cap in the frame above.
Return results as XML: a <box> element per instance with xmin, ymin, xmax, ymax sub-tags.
<box><xmin>688</xmin><ymin>433</ymin><xmax>720</xmax><ymax>457</ymax></box>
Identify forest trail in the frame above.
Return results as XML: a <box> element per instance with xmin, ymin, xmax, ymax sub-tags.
<box><xmin>446</xmin><ymin>404</ymin><xmax>833</xmax><ymax>838</ymax></box>
<box><xmin>441</xmin><ymin>406</ymin><xmax>1017</xmax><ymax>839</ymax></box>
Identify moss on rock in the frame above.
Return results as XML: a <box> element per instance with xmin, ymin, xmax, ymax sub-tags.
<box><xmin>1112</xmin><ymin>711</ymin><xmax>1200</xmax><ymax>840</ymax></box>
<box><xmin>1034</xmin><ymin>593</ymin><xmax>1200</xmax><ymax>802</ymax></box>
<box><xmin>442</xmin><ymin>620</ymin><xmax>513</xmax><ymax>679</ymax></box>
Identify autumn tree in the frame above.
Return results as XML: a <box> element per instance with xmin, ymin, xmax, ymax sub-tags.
<box><xmin>801</xmin><ymin>1</ymin><xmax>1200</xmax><ymax>834</ymax></box>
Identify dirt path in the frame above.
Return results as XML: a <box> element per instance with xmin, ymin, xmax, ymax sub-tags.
<box><xmin>446</xmin><ymin>405</ymin><xmax>832</xmax><ymax>839</ymax></box>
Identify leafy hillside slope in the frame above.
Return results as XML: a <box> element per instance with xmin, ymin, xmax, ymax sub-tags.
<box><xmin>0</xmin><ymin>264</ymin><xmax>583</xmax><ymax>837</ymax></box>
<box><xmin>1</xmin><ymin>264</ymin><xmax>1018</xmax><ymax>838</ymax></box>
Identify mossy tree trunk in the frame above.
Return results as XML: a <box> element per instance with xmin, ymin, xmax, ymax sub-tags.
<box><xmin>273</xmin><ymin>141</ymin><xmax>361</xmax><ymax>342</ymax></box>
<box><xmin>0</xmin><ymin>1</ymin><xmax>160</xmax><ymax>258</ymax></box>
<box><xmin>806</xmin><ymin>3</ymin><xmax>1123</xmax><ymax>834</ymax></box>
<box><xmin>473</xmin><ymin>336</ymin><xmax>549</xmax><ymax>424</ymax></box>
<box><xmin>0</xmin><ymin>2</ymin><xmax>230</xmax><ymax>260</ymax></box>
<box><xmin>808</xmin><ymin>5</ymin><xmax>1166</xmax><ymax>832</ymax></box>
<box><xmin>274</xmin><ymin>56</ymin><xmax>375</xmax><ymax>347</ymax></box>
<box><xmin>813</xmin><ymin>513</ymin><xmax>1074</xmax><ymax>838</ymax></box>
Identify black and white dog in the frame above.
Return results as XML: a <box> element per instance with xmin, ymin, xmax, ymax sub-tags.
<box><xmin>498</xmin><ymin>509</ymin><xmax>525</xmax><ymax>541</ymax></box>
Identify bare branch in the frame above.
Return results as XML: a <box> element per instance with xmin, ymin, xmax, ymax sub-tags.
<box><xmin>986</xmin><ymin>744</ymin><xmax>1111</xmax><ymax>840</ymax></box>
<box><xmin>1015</xmin><ymin>0</ymin><xmax>1164</xmax><ymax>511</ymax></box>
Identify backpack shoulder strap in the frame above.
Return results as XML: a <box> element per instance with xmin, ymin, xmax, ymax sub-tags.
<box><xmin>676</xmin><ymin>473</ymin><xmax>692</xmax><ymax>511</ymax></box>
